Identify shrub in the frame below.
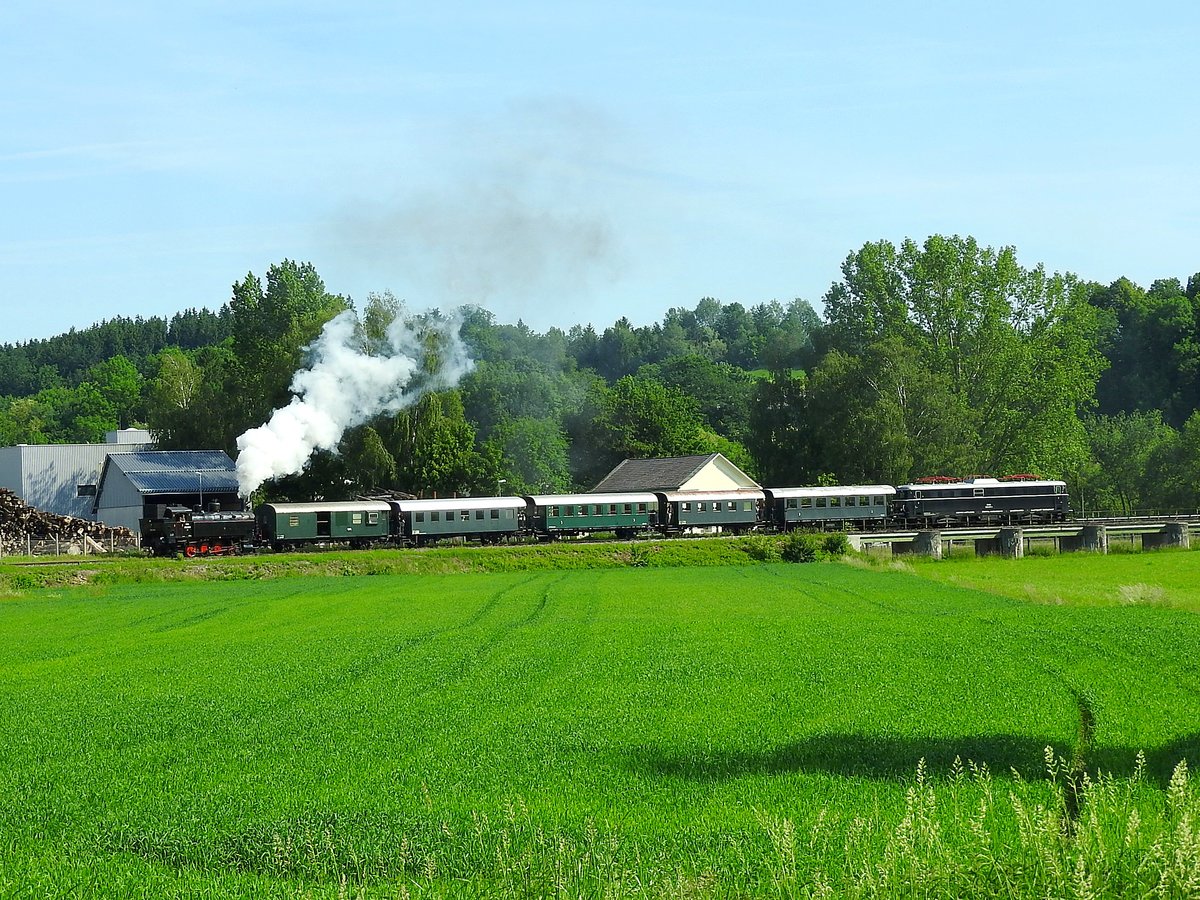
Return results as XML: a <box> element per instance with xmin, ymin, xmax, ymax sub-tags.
<box><xmin>735</xmin><ymin>534</ymin><xmax>782</xmax><ymax>562</ymax></box>
<box><xmin>821</xmin><ymin>533</ymin><xmax>850</xmax><ymax>558</ymax></box>
<box><xmin>780</xmin><ymin>532</ymin><xmax>821</xmax><ymax>563</ymax></box>
<box><xmin>778</xmin><ymin>531</ymin><xmax>851</xmax><ymax>563</ymax></box>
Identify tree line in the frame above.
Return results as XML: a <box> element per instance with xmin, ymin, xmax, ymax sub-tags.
<box><xmin>1</xmin><ymin>240</ymin><xmax>1197</xmax><ymax>514</ymax></box>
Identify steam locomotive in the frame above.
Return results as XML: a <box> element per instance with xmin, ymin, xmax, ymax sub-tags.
<box><xmin>139</xmin><ymin>476</ymin><xmax>1069</xmax><ymax>556</ymax></box>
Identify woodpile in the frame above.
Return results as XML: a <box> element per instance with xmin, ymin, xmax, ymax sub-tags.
<box><xmin>0</xmin><ymin>488</ymin><xmax>136</xmax><ymax>555</ymax></box>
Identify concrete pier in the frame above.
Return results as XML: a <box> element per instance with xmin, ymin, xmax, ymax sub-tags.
<box><xmin>913</xmin><ymin>530</ymin><xmax>943</xmax><ymax>559</ymax></box>
<box><xmin>1084</xmin><ymin>525</ymin><xmax>1108</xmax><ymax>554</ymax></box>
<box><xmin>998</xmin><ymin>527</ymin><xmax>1024</xmax><ymax>559</ymax></box>
<box><xmin>1143</xmin><ymin>523</ymin><xmax>1191</xmax><ymax>550</ymax></box>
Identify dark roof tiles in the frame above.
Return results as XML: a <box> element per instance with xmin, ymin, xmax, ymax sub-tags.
<box><xmin>591</xmin><ymin>454</ymin><xmax>722</xmax><ymax>492</ymax></box>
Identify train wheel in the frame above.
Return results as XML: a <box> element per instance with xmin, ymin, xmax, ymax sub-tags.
<box><xmin>184</xmin><ymin>545</ymin><xmax>197</xmax><ymax>558</ymax></box>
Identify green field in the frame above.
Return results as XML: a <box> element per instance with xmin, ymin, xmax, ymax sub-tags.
<box><xmin>2</xmin><ymin>551</ymin><xmax>1198</xmax><ymax>897</ymax></box>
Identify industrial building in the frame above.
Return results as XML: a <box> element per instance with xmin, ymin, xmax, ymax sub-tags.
<box><xmin>93</xmin><ymin>450</ymin><xmax>242</xmax><ymax>533</ymax></box>
<box><xmin>0</xmin><ymin>429</ymin><xmax>152</xmax><ymax>524</ymax></box>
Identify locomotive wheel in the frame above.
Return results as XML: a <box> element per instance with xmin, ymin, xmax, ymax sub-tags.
<box><xmin>184</xmin><ymin>545</ymin><xmax>197</xmax><ymax>558</ymax></box>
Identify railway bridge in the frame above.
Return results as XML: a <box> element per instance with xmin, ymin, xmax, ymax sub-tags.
<box><xmin>848</xmin><ymin>518</ymin><xmax>1199</xmax><ymax>559</ymax></box>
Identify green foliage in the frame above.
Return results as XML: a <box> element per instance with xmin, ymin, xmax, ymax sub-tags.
<box><xmin>342</xmin><ymin>425</ymin><xmax>397</xmax><ymax>491</ymax></box>
<box><xmin>778</xmin><ymin>531</ymin><xmax>849</xmax><ymax>563</ymax></box>
<box><xmin>581</xmin><ymin>375</ymin><xmax>711</xmax><ymax>483</ymax></box>
<box><xmin>1081</xmin><ymin>411</ymin><xmax>1178</xmax><ymax>514</ymax></box>
<box><xmin>0</xmin><ymin>308</ymin><xmax>231</xmax><ymax>396</ymax></box>
<box><xmin>733</xmin><ymin>533</ymin><xmax>782</xmax><ymax>561</ymax></box>
<box><xmin>145</xmin><ymin>345</ymin><xmax>239</xmax><ymax>451</ymax></box>
<box><xmin>228</xmin><ymin>260</ymin><xmax>350</xmax><ymax>435</ymax></box>
<box><xmin>821</xmin><ymin>532</ymin><xmax>850</xmax><ymax>557</ymax></box>
<box><xmin>795</xmin><ymin>235</ymin><xmax>1108</xmax><ymax>484</ymax></box>
<box><xmin>386</xmin><ymin>390</ymin><xmax>497</xmax><ymax>497</ymax></box>
<box><xmin>1090</xmin><ymin>276</ymin><xmax>1200</xmax><ymax>428</ymax></box>
<box><xmin>638</xmin><ymin>353</ymin><xmax>755</xmax><ymax>443</ymax></box>
<box><xmin>484</xmin><ymin>416</ymin><xmax>572</xmax><ymax>495</ymax></box>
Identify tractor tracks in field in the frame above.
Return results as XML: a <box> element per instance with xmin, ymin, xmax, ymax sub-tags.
<box><xmin>278</xmin><ymin>572</ymin><xmax>566</xmax><ymax>705</ymax></box>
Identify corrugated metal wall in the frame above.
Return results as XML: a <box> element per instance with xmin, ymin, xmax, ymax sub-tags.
<box><xmin>0</xmin><ymin>441</ymin><xmax>151</xmax><ymax>524</ymax></box>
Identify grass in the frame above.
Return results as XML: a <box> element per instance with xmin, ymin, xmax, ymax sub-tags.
<box><xmin>0</xmin><ymin>532</ymin><xmax>844</xmax><ymax>594</ymax></box>
<box><xmin>903</xmin><ymin>547</ymin><xmax>1200</xmax><ymax>613</ymax></box>
<box><xmin>1</xmin><ymin>551</ymin><xmax>1198</xmax><ymax>896</ymax></box>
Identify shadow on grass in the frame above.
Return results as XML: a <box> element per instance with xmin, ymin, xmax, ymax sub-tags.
<box><xmin>627</xmin><ymin>732</ymin><xmax>1200</xmax><ymax>787</ymax></box>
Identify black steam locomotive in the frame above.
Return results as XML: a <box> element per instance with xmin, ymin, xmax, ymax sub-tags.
<box><xmin>139</xmin><ymin>503</ymin><xmax>257</xmax><ymax>557</ymax></box>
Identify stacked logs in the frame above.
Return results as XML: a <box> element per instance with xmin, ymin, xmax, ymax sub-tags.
<box><xmin>0</xmin><ymin>488</ymin><xmax>136</xmax><ymax>555</ymax></box>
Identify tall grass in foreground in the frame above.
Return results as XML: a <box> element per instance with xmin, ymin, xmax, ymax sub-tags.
<box><xmin>757</xmin><ymin>754</ymin><xmax>1198</xmax><ymax>900</ymax></box>
<box><xmin>224</xmin><ymin>756</ymin><xmax>1200</xmax><ymax>898</ymax></box>
<box><xmin>4</xmin><ymin>756</ymin><xmax>1195</xmax><ymax>898</ymax></box>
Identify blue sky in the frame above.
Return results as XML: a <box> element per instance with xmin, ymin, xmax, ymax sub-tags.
<box><xmin>3</xmin><ymin>1</ymin><xmax>1198</xmax><ymax>343</ymax></box>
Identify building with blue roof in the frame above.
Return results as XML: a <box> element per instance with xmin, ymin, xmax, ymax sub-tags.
<box><xmin>94</xmin><ymin>450</ymin><xmax>242</xmax><ymax>532</ymax></box>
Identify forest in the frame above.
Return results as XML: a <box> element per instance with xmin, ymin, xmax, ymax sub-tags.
<box><xmin>0</xmin><ymin>235</ymin><xmax>1197</xmax><ymax>516</ymax></box>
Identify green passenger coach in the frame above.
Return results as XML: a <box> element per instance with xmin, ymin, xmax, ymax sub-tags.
<box><xmin>391</xmin><ymin>496</ymin><xmax>525</xmax><ymax>545</ymax></box>
<box><xmin>256</xmin><ymin>500</ymin><xmax>392</xmax><ymax>549</ymax></box>
<box><xmin>526</xmin><ymin>492</ymin><xmax>659</xmax><ymax>538</ymax></box>
<box><xmin>762</xmin><ymin>485</ymin><xmax>895</xmax><ymax>530</ymax></box>
<box><xmin>655</xmin><ymin>489</ymin><xmax>764</xmax><ymax>533</ymax></box>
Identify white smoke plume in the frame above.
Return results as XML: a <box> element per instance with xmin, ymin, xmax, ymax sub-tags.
<box><xmin>235</xmin><ymin>308</ymin><xmax>472</xmax><ymax>496</ymax></box>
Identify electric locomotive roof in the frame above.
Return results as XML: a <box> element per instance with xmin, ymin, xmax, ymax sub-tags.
<box><xmin>895</xmin><ymin>477</ymin><xmax>1066</xmax><ymax>492</ymax></box>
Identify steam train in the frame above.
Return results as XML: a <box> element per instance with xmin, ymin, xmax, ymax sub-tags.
<box><xmin>139</xmin><ymin>475</ymin><xmax>1070</xmax><ymax>557</ymax></box>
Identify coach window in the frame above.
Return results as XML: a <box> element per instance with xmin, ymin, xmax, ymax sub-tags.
<box><xmin>830</xmin><ymin>497</ymin><xmax>841</xmax><ymax>508</ymax></box>
<box><xmin>800</xmin><ymin>498</ymin><xmax>812</xmax><ymax>509</ymax></box>
<box><xmin>431</xmin><ymin>511</ymin><xmax>440</xmax><ymax>522</ymax></box>
<box><xmin>816</xmin><ymin>497</ymin><xmax>827</xmax><ymax>508</ymax></box>
<box><xmin>563</xmin><ymin>505</ymin><xmax>573</xmax><ymax>517</ymax></box>
<box><xmin>624</xmin><ymin>503</ymin><xmax>632</xmax><ymax>515</ymax></box>
<box><xmin>609</xmin><ymin>504</ymin><xmax>617</xmax><ymax>515</ymax></box>
<box><xmin>288</xmin><ymin>515</ymin><xmax>300</xmax><ymax>527</ymax></box>
<box><xmin>415</xmin><ymin>512</ymin><xmax>425</xmax><ymax>523</ymax></box>
<box><xmin>490</xmin><ymin>509</ymin><xmax>500</xmax><ymax>519</ymax></box>
<box><xmin>637</xmin><ymin>503</ymin><xmax>647</xmax><ymax>514</ymax></box>
<box><xmin>368</xmin><ymin>512</ymin><xmax>379</xmax><ymax>525</ymax></box>
<box><xmin>352</xmin><ymin>513</ymin><xmax>363</xmax><ymax>525</ymax></box>
<box><xmin>682</xmin><ymin>502</ymin><xmax>691</xmax><ymax>511</ymax></box>
<box><xmin>858</xmin><ymin>496</ymin><xmax>869</xmax><ymax>507</ymax></box>
<box><xmin>475</xmin><ymin>510</ymin><xmax>484</xmax><ymax>520</ymax></box>
<box><xmin>550</xmin><ymin>506</ymin><xmax>560</xmax><ymax>517</ymax></box>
